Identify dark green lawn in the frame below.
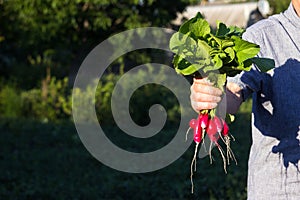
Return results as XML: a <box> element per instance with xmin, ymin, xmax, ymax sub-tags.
<box><xmin>0</xmin><ymin>102</ymin><xmax>252</xmax><ymax>200</ymax></box>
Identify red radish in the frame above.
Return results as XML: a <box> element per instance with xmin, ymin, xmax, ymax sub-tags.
<box><xmin>187</xmin><ymin>114</ymin><xmax>237</xmax><ymax>193</ymax></box>
<box><xmin>188</xmin><ymin>114</ymin><xmax>205</xmax><ymax>194</ymax></box>
<box><xmin>207</xmin><ymin>118</ymin><xmax>220</xmax><ymax>143</ymax></box>
<box><xmin>200</xmin><ymin>113</ymin><xmax>209</xmax><ymax>129</ymax></box>
<box><xmin>189</xmin><ymin>119</ymin><xmax>197</xmax><ymax>129</ymax></box>
<box><xmin>207</xmin><ymin>117</ymin><xmax>226</xmax><ymax>172</ymax></box>
<box><xmin>222</xmin><ymin>119</ymin><xmax>229</xmax><ymax>136</ymax></box>
<box><xmin>213</xmin><ymin>116</ymin><xmax>223</xmax><ymax>133</ymax></box>
<box><xmin>187</xmin><ymin>118</ymin><xmax>202</xmax><ymax>143</ymax></box>
<box><xmin>186</xmin><ymin>118</ymin><xmax>197</xmax><ymax>141</ymax></box>
<box><xmin>193</xmin><ymin>115</ymin><xmax>202</xmax><ymax>143</ymax></box>
<box><xmin>213</xmin><ymin>116</ymin><xmax>228</xmax><ymax>146</ymax></box>
<box><xmin>193</xmin><ymin>133</ymin><xmax>202</xmax><ymax>143</ymax></box>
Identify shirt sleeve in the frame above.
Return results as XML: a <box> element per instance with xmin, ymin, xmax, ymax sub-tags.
<box><xmin>227</xmin><ymin>24</ymin><xmax>267</xmax><ymax>101</ymax></box>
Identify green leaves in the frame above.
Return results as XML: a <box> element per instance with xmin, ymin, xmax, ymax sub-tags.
<box><xmin>169</xmin><ymin>12</ymin><xmax>275</xmax><ymax>82</ymax></box>
<box><xmin>232</xmin><ymin>36</ymin><xmax>260</xmax><ymax>64</ymax></box>
<box><xmin>169</xmin><ymin>32</ymin><xmax>197</xmax><ymax>58</ymax></box>
<box><xmin>207</xmin><ymin>73</ymin><xmax>227</xmax><ymax>92</ymax></box>
<box><xmin>216</xmin><ymin>21</ymin><xmax>245</xmax><ymax>37</ymax></box>
<box><xmin>179</xmin><ymin>12</ymin><xmax>209</xmax><ymax>36</ymax></box>
<box><xmin>169</xmin><ymin>30</ymin><xmax>213</xmax><ymax>76</ymax></box>
<box><xmin>250</xmin><ymin>57</ymin><xmax>275</xmax><ymax>72</ymax></box>
<box><xmin>189</xmin><ymin>18</ymin><xmax>211</xmax><ymax>39</ymax></box>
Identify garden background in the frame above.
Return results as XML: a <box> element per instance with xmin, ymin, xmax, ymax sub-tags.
<box><xmin>0</xmin><ymin>0</ymin><xmax>290</xmax><ymax>199</ymax></box>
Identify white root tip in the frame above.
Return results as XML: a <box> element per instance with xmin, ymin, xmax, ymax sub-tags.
<box><xmin>209</xmin><ymin>141</ymin><xmax>213</xmax><ymax>164</ymax></box>
<box><xmin>186</xmin><ymin>127</ymin><xmax>191</xmax><ymax>142</ymax></box>
<box><xmin>190</xmin><ymin>142</ymin><xmax>199</xmax><ymax>194</ymax></box>
<box><xmin>217</xmin><ymin>144</ymin><xmax>227</xmax><ymax>174</ymax></box>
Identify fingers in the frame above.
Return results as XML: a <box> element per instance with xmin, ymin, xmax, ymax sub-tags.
<box><xmin>192</xmin><ymin>78</ymin><xmax>222</xmax><ymax>96</ymax></box>
<box><xmin>190</xmin><ymin>92</ymin><xmax>221</xmax><ymax>103</ymax></box>
<box><xmin>190</xmin><ymin>92</ymin><xmax>221</xmax><ymax>110</ymax></box>
<box><xmin>190</xmin><ymin>78</ymin><xmax>223</xmax><ymax>111</ymax></box>
<box><xmin>191</xmin><ymin>100</ymin><xmax>219</xmax><ymax>111</ymax></box>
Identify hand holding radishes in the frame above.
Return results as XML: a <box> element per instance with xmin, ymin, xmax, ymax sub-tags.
<box><xmin>191</xmin><ymin>79</ymin><xmax>243</xmax><ymax>114</ymax></box>
<box><xmin>190</xmin><ymin>78</ymin><xmax>222</xmax><ymax>111</ymax></box>
<box><xmin>169</xmin><ymin>12</ymin><xmax>275</xmax><ymax>193</ymax></box>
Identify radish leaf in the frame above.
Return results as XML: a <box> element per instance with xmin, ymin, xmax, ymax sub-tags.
<box><xmin>170</xmin><ymin>12</ymin><xmax>275</xmax><ymax>78</ymax></box>
<box><xmin>189</xmin><ymin>18</ymin><xmax>211</xmax><ymax>39</ymax></box>
<box><xmin>250</xmin><ymin>57</ymin><xmax>275</xmax><ymax>72</ymax></box>
<box><xmin>232</xmin><ymin>36</ymin><xmax>260</xmax><ymax>64</ymax></box>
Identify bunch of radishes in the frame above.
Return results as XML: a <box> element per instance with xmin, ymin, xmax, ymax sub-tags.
<box><xmin>187</xmin><ymin>111</ymin><xmax>236</xmax><ymax>193</ymax></box>
<box><xmin>169</xmin><ymin>11</ymin><xmax>274</xmax><ymax>194</ymax></box>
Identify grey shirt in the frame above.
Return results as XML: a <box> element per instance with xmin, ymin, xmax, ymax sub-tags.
<box><xmin>229</xmin><ymin>3</ymin><xmax>300</xmax><ymax>200</ymax></box>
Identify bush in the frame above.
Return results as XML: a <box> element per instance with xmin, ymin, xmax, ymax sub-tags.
<box><xmin>74</xmin><ymin>66</ymin><xmax>184</xmax><ymax>126</ymax></box>
<box><xmin>0</xmin><ymin>77</ymin><xmax>70</xmax><ymax>121</ymax></box>
<box><xmin>0</xmin><ymin>84</ymin><xmax>22</xmax><ymax>118</ymax></box>
<box><xmin>21</xmin><ymin>77</ymin><xmax>72</xmax><ymax>122</ymax></box>
<box><xmin>0</xmin><ymin>68</ymin><xmax>184</xmax><ymax>125</ymax></box>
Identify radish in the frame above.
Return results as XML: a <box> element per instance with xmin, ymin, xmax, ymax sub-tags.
<box><xmin>207</xmin><ymin>118</ymin><xmax>220</xmax><ymax>143</ymax></box>
<box><xmin>170</xmin><ymin>11</ymin><xmax>274</xmax><ymax>194</ymax></box>
<box><xmin>189</xmin><ymin>118</ymin><xmax>197</xmax><ymax>129</ymax></box>
<box><xmin>207</xmin><ymin>117</ymin><xmax>227</xmax><ymax>173</ymax></box>
<box><xmin>187</xmin><ymin>114</ymin><xmax>238</xmax><ymax>193</ymax></box>
<box><xmin>213</xmin><ymin>116</ymin><xmax>223</xmax><ymax>133</ymax></box>
<box><xmin>200</xmin><ymin>113</ymin><xmax>209</xmax><ymax>129</ymax></box>
<box><xmin>188</xmin><ymin>114</ymin><xmax>206</xmax><ymax>194</ymax></box>
<box><xmin>222</xmin><ymin>119</ymin><xmax>229</xmax><ymax>136</ymax></box>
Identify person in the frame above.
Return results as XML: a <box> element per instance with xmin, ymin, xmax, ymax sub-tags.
<box><xmin>190</xmin><ymin>0</ymin><xmax>300</xmax><ymax>199</ymax></box>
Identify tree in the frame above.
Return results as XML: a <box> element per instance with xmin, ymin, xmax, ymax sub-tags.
<box><xmin>0</xmin><ymin>0</ymin><xmax>200</xmax><ymax>87</ymax></box>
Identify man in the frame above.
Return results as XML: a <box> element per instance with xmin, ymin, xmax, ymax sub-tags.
<box><xmin>190</xmin><ymin>0</ymin><xmax>300</xmax><ymax>199</ymax></box>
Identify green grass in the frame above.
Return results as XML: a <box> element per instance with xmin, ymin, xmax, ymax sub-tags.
<box><xmin>0</xmin><ymin>101</ymin><xmax>252</xmax><ymax>200</ymax></box>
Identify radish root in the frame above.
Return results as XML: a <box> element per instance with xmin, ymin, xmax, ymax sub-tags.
<box><xmin>224</xmin><ymin>135</ymin><xmax>237</xmax><ymax>165</ymax></box>
<box><xmin>190</xmin><ymin>142</ymin><xmax>199</xmax><ymax>194</ymax></box>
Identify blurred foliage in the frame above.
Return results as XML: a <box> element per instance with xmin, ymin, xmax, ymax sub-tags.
<box><xmin>21</xmin><ymin>77</ymin><xmax>72</xmax><ymax>121</ymax></box>
<box><xmin>0</xmin><ymin>67</ymin><xmax>183</xmax><ymax>125</ymax></box>
<box><xmin>0</xmin><ymin>78</ymin><xmax>71</xmax><ymax>122</ymax></box>
<box><xmin>94</xmin><ymin>65</ymin><xmax>183</xmax><ymax>126</ymax></box>
<box><xmin>0</xmin><ymin>0</ymin><xmax>201</xmax><ymax>126</ymax></box>
<box><xmin>0</xmin><ymin>0</ymin><xmax>199</xmax><ymax>88</ymax></box>
<box><xmin>269</xmin><ymin>0</ymin><xmax>290</xmax><ymax>14</ymax></box>
<box><xmin>0</xmin><ymin>0</ymin><xmax>292</xmax><ymax>88</ymax></box>
<box><xmin>0</xmin><ymin>1</ymin><xmax>257</xmax><ymax>199</ymax></box>
<box><xmin>0</xmin><ymin>84</ymin><xmax>22</xmax><ymax>118</ymax></box>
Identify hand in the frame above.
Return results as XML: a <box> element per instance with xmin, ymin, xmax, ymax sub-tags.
<box><xmin>190</xmin><ymin>78</ymin><xmax>223</xmax><ymax>112</ymax></box>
